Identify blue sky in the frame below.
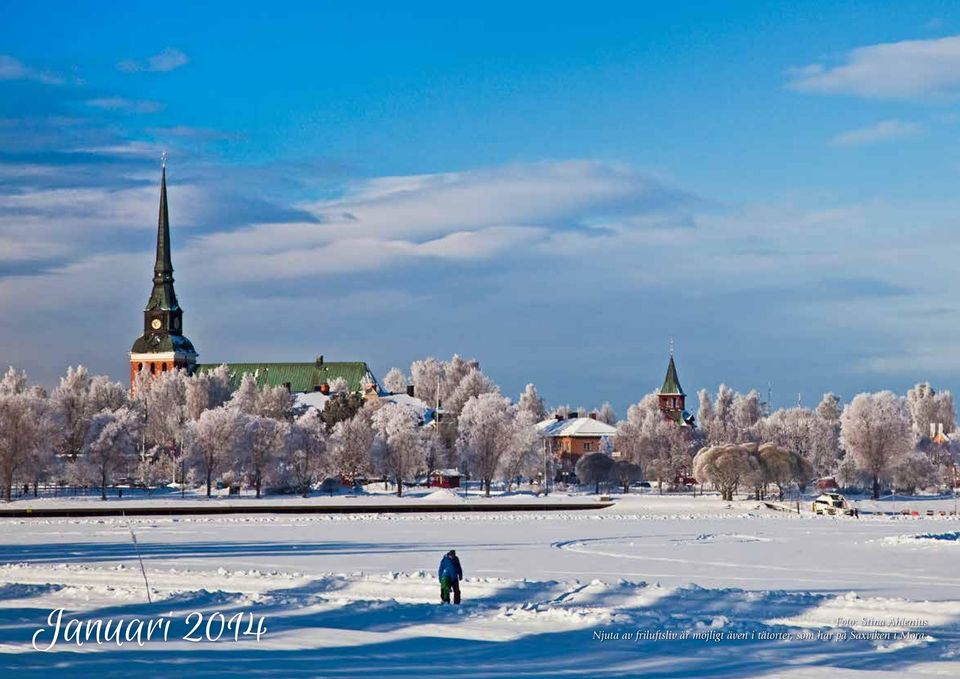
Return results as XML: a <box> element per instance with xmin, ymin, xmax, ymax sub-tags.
<box><xmin>3</xmin><ymin>1</ymin><xmax>960</xmax><ymax>415</ymax></box>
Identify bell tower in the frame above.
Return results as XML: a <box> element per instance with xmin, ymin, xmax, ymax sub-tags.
<box><xmin>130</xmin><ymin>159</ymin><xmax>197</xmax><ymax>388</ymax></box>
<box><xmin>657</xmin><ymin>351</ymin><xmax>686</xmax><ymax>423</ymax></box>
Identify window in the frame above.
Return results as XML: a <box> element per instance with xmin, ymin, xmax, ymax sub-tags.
<box><xmin>150</xmin><ymin>364</ymin><xmax>155</xmax><ymax>374</ymax></box>
<box><xmin>584</xmin><ymin>442</ymin><xmax>593</xmax><ymax>452</ymax></box>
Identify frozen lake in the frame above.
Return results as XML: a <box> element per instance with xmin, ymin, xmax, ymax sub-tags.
<box><xmin>1</xmin><ymin>495</ymin><xmax>958</xmax><ymax>677</ymax></box>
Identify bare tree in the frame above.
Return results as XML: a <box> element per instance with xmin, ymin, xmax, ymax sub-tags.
<box><xmin>840</xmin><ymin>391</ymin><xmax>913</xmax><ymax>499</ymax></box>
<box><xmin>892</xmin><ymin>451</ymin><xmax>939</xmax><ymax>494</ymax></box>
<box><xmin>611</xmin><ymin>460</ymin><xmax>643</xmax><ymax>493</ymax></box>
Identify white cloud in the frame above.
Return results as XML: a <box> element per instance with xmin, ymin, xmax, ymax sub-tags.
<box><xmin>0</xmin><ymin>55</ymin><xmax>64</xmax><ymax>85</ymax></box>
<box><xmin>829</xmin><ymin>120</ymin><xmax>922</xmax><ymax>146</ymax></box>
<box><xmin>85</xmin><ymin>97</ymin><xmax>164</xmax><ymax>114</ymax></box>
<box><xmin>117</xmin><ymin>48</ymin><xmax>189</xmax><ymax>74</ymax></box>
<box><xmin>788</xmin><ymin>35</ymin><xmax>960</xmax><ymax>98</ymax></box>
<box><xmin>181</xmin><ymin>161</ymin><xmax>695</xmax><ymax>282</ymax></box>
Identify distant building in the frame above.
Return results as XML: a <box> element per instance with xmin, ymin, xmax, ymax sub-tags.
<box><xmin>657</xmin><ymin>354</ymin><xmax>695</xmax><ymax>427</ymax></box>
<box><xmin>194</xmin><ymin>358</ymin><xmax>379</xmax><ymax>396</ymax></box>
<box><xmin>537</xmin><ymin>413</ymin><xmax>617</xmax><ymax>472</ymax></box>
<box><xmin>129</xmin><ymin>163</ymin><xmax>379</xmax><ymax>393</ymax></box>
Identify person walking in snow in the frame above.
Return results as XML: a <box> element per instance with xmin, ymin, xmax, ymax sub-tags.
<box><xmin>438</xmin><ymin>550</ymin><xmax>463</xmax><ymax>604</ymax></box>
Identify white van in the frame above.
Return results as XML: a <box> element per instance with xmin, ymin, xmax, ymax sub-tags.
<box><xmin>812</xmin><ymin>493</ymin><xmax>853</xmax><ymax>516</ymax></box>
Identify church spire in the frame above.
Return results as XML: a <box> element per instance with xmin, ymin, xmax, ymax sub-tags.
<box><xmin>130</xmin><ymin>158</ymin><xmax>197</xmax><ymax>388</ymax></box>
<box><xmin>154</xmin><ymin>156</ymin><xmax>174</xmax><ymax>278</ymax></box>
<box><xmin>146</xmin><ymin>159</ymin><xmax>179</xmax><ymax>312</ymax></box>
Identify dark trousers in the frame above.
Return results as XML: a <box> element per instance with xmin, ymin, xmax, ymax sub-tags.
<box><xmin>440</xmin><ymin>577</ymin><xmax>461</xmax><ymax>604</ymax></box>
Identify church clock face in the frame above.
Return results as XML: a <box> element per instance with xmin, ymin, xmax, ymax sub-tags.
<box><xmin>151</xmin><ymin>318</ymin><xmax>162</xmax><ymax>330</ymax></box>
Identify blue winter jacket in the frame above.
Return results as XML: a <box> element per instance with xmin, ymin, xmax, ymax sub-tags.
<box><xmin>438</xmin><ymin>554</ymin><xmax>461</xmax><ymax>582</ymax></box>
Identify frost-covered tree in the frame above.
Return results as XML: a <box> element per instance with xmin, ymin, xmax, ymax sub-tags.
<box><xmin>497</xmin><ymin>409</ymin><xmax>541</xmax><ymax>490</ymax></box>
<box><xmin>410</xmin><ymin>357</ymin><xmax>444</xmax><ymax>406</ymax></box>
<box><xmin>257</xmin><ymin>385</ymin><xmax>294</xmax><ymax>420</ymax></box>
<box><xmin>456</xmin><ymin>392</ymin><xmax>516</xmax><ymax>496</ymax></box>
<box><xmin>286</xmin><ymin>410</ymin><xmax>327</xmax><ymax>497</ymax></box>
<box><xmin>371</xmin><ymin>402</ymin><xmax>425</xmax><ymax>496</ymax></box>
<box><xmin>693</xmin><ymin>444</ymin><xmax>752</xmax><ymax>501</ymax></box>
<box><xmin>382</xmin><ymin>368</ymin><xmax>408</xmax><ymax>395</ymax></box>
<box><xmin>185</xmin><ymin>406</ymin><xmax>245</xmax><ymax>497</ymax></box>
<box><xmin>80</xmin><ymin>407</ymin><xmax>142</xmax><ymax>500</ymax></box>
<box><xmin>239</xmin><ymin>415</ymin><xmax>288</xmax><ymax>497</ymax></box>
<box><xmin>575</xmin><ymin>452</ymin><xmax>614</xmax><ymax>494</ymax></box>
<box><xmin>184</xmin><ymin>365</ymin><xmax>232</xmax><ymax>422</ymax></box>
<box><xmin>595</xmin><ymin>402</ymin><xmax>617</xmax><ymax>426</ymax></box>
<box><xmin>50</xmin><ymin>366</ymin><xmax>128</xmax><ymax>459</ymax></box>
<box><xmin>0</xmin><ymin>369</ymin><xmax>54</xmax><ymax>501</ymax></box>
<box><xmin>891</xmin><ymin>451</ymin><xmax>939</xmax><ymax>494</ymax></box>
<box><xmin>228</xmin><ymin>373</ymin><xmax>259</xmax><ymax>415</ymax></box>
<box><xmin>759</xmin><ymin>407</ymin><xmax>839</xmax><ymax>478</ymax></box>
<box><xmin>816</xmin><ymin>393</ymin><xmax>841</xmax><ymax>422</ymax></box>
<box><xmin>330</xmin><ymin>408</ymin><xmax>375</xmax><ymax>481</ymax></box>
<box><xmin>446</xmin><ymin>369</ymin><xmax>497</xmax><ymax>416</ymax></box>
<box><xmin>517</xmin><ymin>383</ymin><xmax>546</xmax><ymax>421</ymax></box>
<box><xmin>840</xmin><ymin>391</ymin><xmax>913</xmax><ymax>499</ymax></box>
<box><xmin>757</xmin><ymin>442</ymin><xmax>814</xmax><ymax>500</ymax></box>
<box><xmin>614</xmin><ymin>393</ymin><xmax>692</xmax><ymax>493</ymax></box>
<box><xmin>906</xmin><ymin>383</ymin><xmax>956</xmax><ymax>441</ymax></box>
<box><xmin>327</xmin><ymin>376</ymin><xmax>350</xmax><ymax>394</ymax></box>
<box><xmin>143</xmin><ymin>369</ymin><xmax>187</xmax><ymax>450</ymax></box>
<box><xmin>697</xmin><ymin>389</ymin><xmax>715</xmax><ymax>427</ymax></box>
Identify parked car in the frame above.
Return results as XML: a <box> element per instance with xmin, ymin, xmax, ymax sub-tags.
<box><xmin>812</xmin><ymin>492</ymin><xmax>853</xmax><ymax>516</ymax></box>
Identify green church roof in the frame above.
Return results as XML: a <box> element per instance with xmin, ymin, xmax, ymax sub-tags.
<box><xmin>195</xmin><ymin>359</ymin><xmax>377</xmax><ymax>393</ymax></box>
<box><xmin>659</xmin><ymin>355</ymin><xmax>684</xmax><ymax>395</ymax></box>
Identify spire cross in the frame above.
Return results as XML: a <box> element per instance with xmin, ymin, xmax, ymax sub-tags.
<box><xmin>161</xmin><ymin>151</ymin><xmax>167</xmax><ymax>168</ymax></box>
<box><xmin>669</xmin><ymin>337</ymin><xmax>674</xmax><ymax>357</ymax></box>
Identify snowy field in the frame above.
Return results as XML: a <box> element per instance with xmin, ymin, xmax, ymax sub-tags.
<box><xmin>1</xmin><ymin>494</ymin><xmax>959</xmax><ymax>677</ymax></box>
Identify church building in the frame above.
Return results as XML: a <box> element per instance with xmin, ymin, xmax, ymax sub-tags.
<box><xmin>657</xmin><ymin>354</ymin><xmax>696</xmax><ymax>427</ymax></box>
<box><xmin>129</xmin><ymin>162</ymin><xmax>198</xmax><ymax>385</ymax></box>
<box><xmin>130</xmin><ymin>162</ymin><xmax>378</xmax><ymax>395</ymax></box>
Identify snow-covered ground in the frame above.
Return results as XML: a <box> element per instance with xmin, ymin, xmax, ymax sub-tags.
<box><xmin>2</xmin><ymin>494</ymin><xmax>959</xmax><ymax>677</ymax></box>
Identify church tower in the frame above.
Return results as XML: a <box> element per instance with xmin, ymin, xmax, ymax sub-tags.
<box><xmin>657</xmin><ymin>353</ymin><xmax>687</xmax><ymax>423</ymax></box>
<box><xmin>129</xmin><ymin>161</ymin><xmax>197</xmax><ymax>387</ymax></box>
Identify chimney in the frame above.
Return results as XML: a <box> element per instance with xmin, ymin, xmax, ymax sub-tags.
<box><xmin>315</xmin><ymin>355</ymin><xmax>324</xmax><ymax>367</ymax></box>
<box><xmin>589</xmin><ymin>412</ymin><xmax>597</xmax><ymax>420</ymax></box>
<box><xmin>568</xmin><ymin>411</ymin><xmax>579</xmax><ymax>420</ymax></box>
<box><xmin>406</xmin><ymin>385</ymin><xmax>415</xmax><ymax>397</ymax></box>
<box><xmin>555</xmin><ymin>414</ymin><xmax>563</xmax><ymax>422</ymax></box>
